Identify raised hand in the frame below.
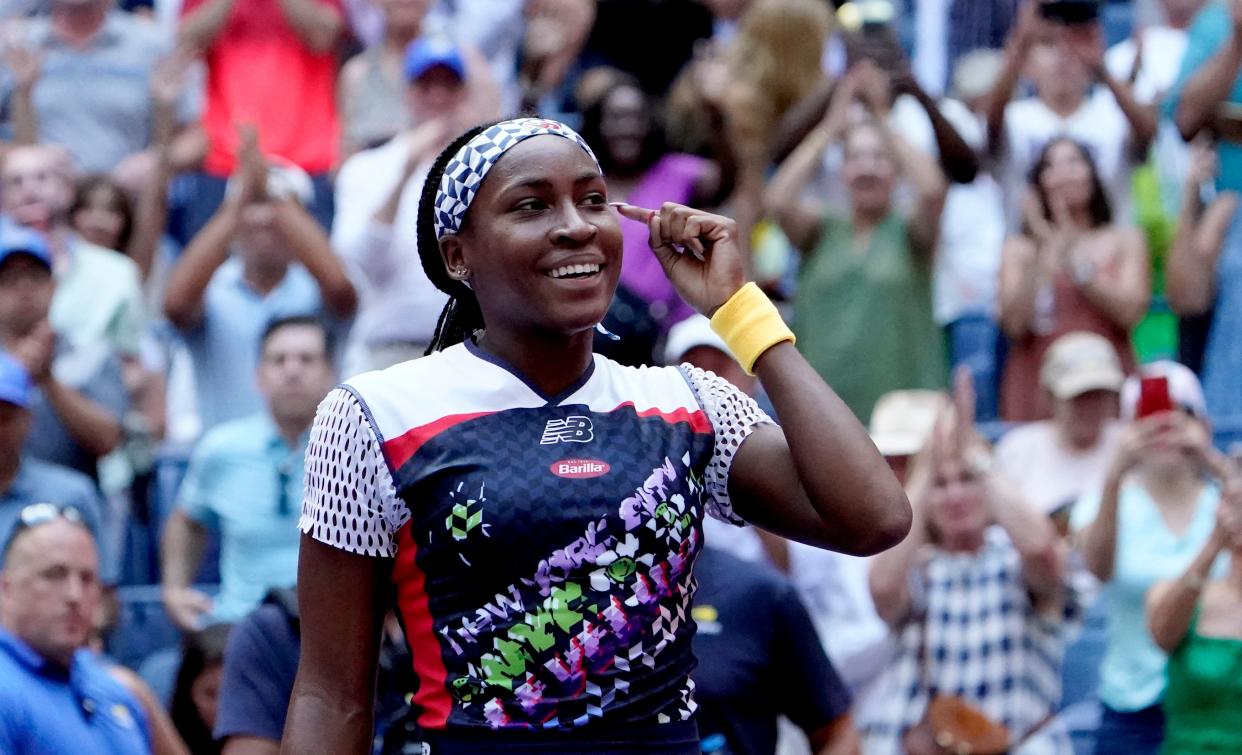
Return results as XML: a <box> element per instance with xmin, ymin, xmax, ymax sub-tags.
<box><xmin>612</xmin><ymin>201</ymin><xmax>747</xmax><ymax>316</ymax></box>
<box><xmin>151</xmin><ymin>50</ymin><xmax>193</xmax><ymax>108</ymax></box>
<box><xmin>1185</xmin><ymin>140</ymin><xmax>1218</xmax><ymax>189</ymax></box>
<box><xmin>234</xmin><ymin>123</ymin><xmax>267</xmax><ymax>205</ymax></box>
<box><xmin>853</xmin><ymin>59</ymin><xmax>893</xmax><ymax>119</ymax></box>
<box><xmin>11</xmin><ymin>320</ymin><xmax>55</xmax><ymax>385</ymax></box>
<box><xmin>3</xmin><ymin>41</ymin><xmax>41</xmax><ymax>91</ymax></box>
<box><xmin>1063</xmin><ymin>22</ymin><xmax>1106</xmax><ymax>76</ymax></box>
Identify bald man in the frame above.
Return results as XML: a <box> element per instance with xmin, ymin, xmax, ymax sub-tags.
<box><xmin>0</xmin><ymin>511</ymin><xmax>149</xmax><ymax>754</ymax></box>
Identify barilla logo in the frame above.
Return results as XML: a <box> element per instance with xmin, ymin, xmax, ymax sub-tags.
<box><xmin>550</xmin><ymin>459</ymin><xmax>610</xmax><ymax>479</ymax></box>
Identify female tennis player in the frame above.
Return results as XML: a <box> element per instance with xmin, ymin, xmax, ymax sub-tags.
<box><xmin>282</xmin><ymin>118</ymin><xmax>911</xmax><ymax>754</ymax></box>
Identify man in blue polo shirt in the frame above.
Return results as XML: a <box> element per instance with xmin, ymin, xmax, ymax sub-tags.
<box><xmin>160</xmin><ymin>316</ymin><xmax>336</xmax><ymax>631</ymax></box>
<box><xmin>0</xmin><ymin>507</ymin><xmax>149</xmax><ymax>753</ymax></box>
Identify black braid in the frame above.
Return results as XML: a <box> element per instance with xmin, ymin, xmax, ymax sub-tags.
<box><xmin>417</xmin><ymin>121</ymin><xmax>503</xmax><ymax>354</ymax></box>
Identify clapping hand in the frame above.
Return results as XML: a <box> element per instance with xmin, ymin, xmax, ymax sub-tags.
<box><xmin>612</xmin><ymin>202</ymin><xmax>747</xmax><ymax>317</ymax></box>
<box><xmin>3</xmin><ymin>41</ymin><xmax>40</xmax><ymax>91</ymax></box>
<box><xmin>233</xmin><ymin>124</ymin><xmax>268</xmax><ymax>205</ymax></box>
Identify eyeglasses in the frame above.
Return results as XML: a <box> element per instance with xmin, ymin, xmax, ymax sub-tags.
<box><xmin>2</xmin><ymin>502</ymin><xmax>85</xmax><ymax>559</ymax></box>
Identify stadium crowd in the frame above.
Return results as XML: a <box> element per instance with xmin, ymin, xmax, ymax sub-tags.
<box><xmin>0</xmin><ymin>0</ymin><xmax>1240</xmax><ymax>752</ymax></box>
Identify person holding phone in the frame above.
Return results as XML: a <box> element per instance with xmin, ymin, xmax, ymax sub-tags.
<box><xmin>1072</xmin><ymin>361</ymin><xmax>1234</xmax><ymax>754</ymax></box>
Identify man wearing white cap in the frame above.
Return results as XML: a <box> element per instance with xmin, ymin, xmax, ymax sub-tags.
<box><xmin>995</xmin><ymin>331</ymin><xmax>1125</xmax><ymax>529</ymax></box>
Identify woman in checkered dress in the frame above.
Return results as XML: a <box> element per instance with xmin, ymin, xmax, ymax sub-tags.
<box><xmin>865</xmin><ymin>376</ymin><xmax>1088</xmax><ymax>753</ymax></box>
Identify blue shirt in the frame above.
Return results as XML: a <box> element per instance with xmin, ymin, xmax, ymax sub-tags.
<box><xmin>181</xmin><ymin>257</ymin><xmax>341</xmax><ymax>432</ymax></box>
<box><xmin>214</xmin><ymin>600</ymin><xmax>299</xmax><ymax>743</ymax></box>
<box><xmin>1167</xmin><ymin>0</ymin><xmax>1242</xmax><ymax>193</ymax></box>
<box><xmin>1072</xmin><ymin>481</ymin><xmax>1225</xmax><ymax>711</ymax></box>
<box><xmin>691</xmin><ymin>547</ymin><xmax>851</xmax><ymax>755</ymax></box>
<box><xmin>0</xmin><ymin>628</ymin><xmax>149</xmax><ymax>755</ymax></box>
<box><xmin>178</xmin><ymin>412</ymin><xmax>305</xmax><ymax>623</ymax></box>
<box><xmin>0</xmin><ymin>457</ymin><xmax>113</xmax><ymax>583</ymax></box>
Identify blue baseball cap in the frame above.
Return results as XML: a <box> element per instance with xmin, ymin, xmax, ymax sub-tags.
<box><xmin>404</xmin><ymin>36</ymin><xmax>466</xmax><ymax>83</ymax></box>
<box><xmin>0</xmin><ymin>218</ymin><xmax>52</xmax><ymax>273</ymax></box>
<box><xmin>0</xmin><ymin>351</ymin><xmax>32</xmax><ymax>409</ymax></box>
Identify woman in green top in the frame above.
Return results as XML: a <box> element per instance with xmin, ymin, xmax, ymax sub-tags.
<box><xmin>1147</xmin><ymin>482</ymin><xmax>1242</xmax><ymax>754</ymax></box>
<box><xmin>764</xmin><ymin>61</ymin><xmax>949</xmax><ymax>420</ymax></box>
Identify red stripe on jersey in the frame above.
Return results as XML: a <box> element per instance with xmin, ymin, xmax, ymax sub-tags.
<box><xmin>392</xmin><ymin>520</ymin><xmax>452</xmax><ymax>728</ymax></box>
<box><xmin>611</xmin><ymin>402</ymin><xmax>713</xmax><ymax>434</ymax></box>
<box><xmin>383</xmin><ymin>411</ymin><xmax>495</xmax><ymax>470</ymax></box>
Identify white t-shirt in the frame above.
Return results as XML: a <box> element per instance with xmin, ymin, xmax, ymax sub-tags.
<box><xmin>1106</xmin><ymin>26</ymin><xmax>1191</xmax><ymax>216</ymax></box>
<box><xmin>331</xmin><ymin>137</ymin><xmax>449</xmax><ymax>375</ymax></box>
<box><xmin>893</xmin><ymin>97</ymin><xmax>1006</xmax><ymax>323</ymax></box>
<box><xmin>1001</xmin><ymin>89</ymin><xmax>1136</xmax><ymax>232</ymax></box>
<box><xmin>995</xmin><ymin>419</ymin><xmax>1121</xmax><ymax>515</ymax></box>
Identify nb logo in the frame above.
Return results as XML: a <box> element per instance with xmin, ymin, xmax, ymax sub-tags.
<box><xmin>541</xmin><ymin>416</ymin><xmax>594</xmax><ymax>444</ymax></box>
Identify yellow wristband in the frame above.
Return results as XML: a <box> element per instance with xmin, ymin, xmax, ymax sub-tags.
<box><xmin>709</xmin><ymin>282</ymin><xmax>795</xmax><ymax>375</ymax></box>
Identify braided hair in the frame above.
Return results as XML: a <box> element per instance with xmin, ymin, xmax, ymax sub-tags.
<box><xmin>417</xmin><ymin>122</ymin><xmax>500</xmax><ymax>354</ymax></box>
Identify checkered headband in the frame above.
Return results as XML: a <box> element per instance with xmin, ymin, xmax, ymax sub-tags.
<box><xmin>432</xmin><ymin>118</ymin><xmax>601</xmax><ymax>240</ymax></box>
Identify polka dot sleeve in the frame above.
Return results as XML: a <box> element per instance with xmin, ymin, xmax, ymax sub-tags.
<box><xmin>679</xmin><ymin>365</ymin><xmax>774</xmax><ymax>526</ymax></box>
<box><xmin>299</xmin><ymin>387</ymin><xmax>406</xmax><ymax>558</ymax></box>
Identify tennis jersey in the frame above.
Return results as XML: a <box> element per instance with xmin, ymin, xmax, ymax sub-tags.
<box><xmin>300</xmin><ymin>341</ymin><xmax>770</xmax><ymax>741</ymax></box>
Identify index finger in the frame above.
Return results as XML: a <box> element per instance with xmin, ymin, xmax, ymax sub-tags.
<box><xmin>611</xmin><ymin>201</ymin><xmax>655</xmax><ymax>224</ymax></box>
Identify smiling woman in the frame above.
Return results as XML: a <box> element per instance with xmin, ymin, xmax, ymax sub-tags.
<box><xmin>281</xmin><ymin>118</ymin><xmax>912</xmax><ymax>755</ymax></box>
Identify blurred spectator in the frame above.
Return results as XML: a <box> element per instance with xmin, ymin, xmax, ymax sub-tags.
<box><xmin>691</xmin><ymin>546</ymin><xmax>859</xmax><ymax>755</ymax></box>
<box><xmin>332</xmin><ymin>36</ymin><xmax>467</xmax><ymax>374</ymax></box>
<box><xmin>766</xmin><ymin>62</ymin><xmax>949</xmax><ymax>421</ymax></box>
<box><xmin>782</xmin><ymin>390</ymin><xmax>940</xmax><ymax>720</ymax></box>
<box><xmin>1170</xmin><ymin>0</ymin><xmax>1242</xmax><ymax>194</ymax></box>
<box><xmin>995</xmin><ymin>332</ymin><xmax>1124</xmax><ymax>530</ymax></box>
<box><xmin>214</xmin><ymin>589</ymin><xmax>413</xmax><ymax>754</ymax></box>
<box><xmin>586</xmin><ymin>73</ymin><xmax>729</xmax><ymax>363</ymax></box>
<box><xmin>1072</xmin><ymin>361</ymin><xmax>1233</xmax><ymax>754</ymax></box>
<box><xmin>0</xmin><ymin>508</ymin><xmax>148</xmax><ymax>754</ymax></box>
<box><xmin>0</xmin><ymin>352</ymin><xmax>111</xmax><ymax>582</ymax></box>
<box><xmin>68</xmin><ymin>175</ymin><xmax>170</xmax><ymax>447</ymax></box>
<box><xmin>895</xmin><ymin>54</ymin><xmax>1005</xmax><ymax>420</ymax></box>
<box><xmin>914</xmin><ymin>0</ymin><xmax>1020</xmax><ymax>96</ymax></box>
<box><xmin>1104</xmin><ymin>0</ymin><xmax>1209</xmax><ymax>214</ymax></box>
<box><xmin>162</xmin><ymin>128</ymin><xmax>355</xmax><ymax>431</ymax></box>
<box><xmin>0</xmin><ymin>219</ymin><xmax>127</xmax><ymax>480</ymax></box>
<box><xmin>177</xmin><ymin>0</ymin><xmax>346</xmax><ymax>233</ymax></box>
<box><xmin>169</xmin><ymin>623</ymin><xmax>231</xmax><ymax>755</ymax></box>
<box><xmin>337</xmin><ymin>0</ymin><xmax>428</xmax><ymax>155</ymax></box>
<box><xmin>0</xmin><ymin>0</ymin><xmax>194</xmax><ymax>175</ymax></box>
<box><xmin>865</xmin><ymin>376</ymin><xmax>1084</xmax><ymax>752</ymax></box>
<box><xmin>1146</xmin><ymin>479</ymin><xmax>1242</xmax><ymax>754</ymax></box>
<box><xmin>985</xmin><ymin>2</ymin><xmax>1155</xmax><ymax>228</ymax></box>
<box><xmin>579</xmin><ymin>0</ymin><xmax>713</xmax><ymax>96</ymax></box>
<box><xmin>160</xmin><ymin>317</ymin><xmax>334</xmax><ymax>630</ymax></box>
<box><xmin>0</xmin><ymin>144</ymin><xmax>146</xmax><ymax>360</ymax></box>
<box><xmin>1166</xmin><ymin>144</ymin><xmax>1242</xmax><ymax>423</ymax></box>
<box><xmin>213</xmin><ymin>589</ymin><xmax>298</xmax><ymax>754</ymax></box>
<box><xmin>997</xmin><ymin>137</ymin><xmax>1148</xmax><ymax>421</ymax></box>
<box><xmin>66</xmin><ymin>48</ymin><xmax>188</xmax><ymax>289</ymax></box>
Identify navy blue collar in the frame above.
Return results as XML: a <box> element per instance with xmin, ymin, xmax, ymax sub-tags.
<box><xmin>463</xmin><ymin>340</ymin><xmax>596</xmax><ymax>407</ymax></box>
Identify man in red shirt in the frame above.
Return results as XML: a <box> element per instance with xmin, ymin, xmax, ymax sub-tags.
<box><xmin>177</xmin><ymin>0</ymin><xmax>344</xmax><ymax>234</ymax></box>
